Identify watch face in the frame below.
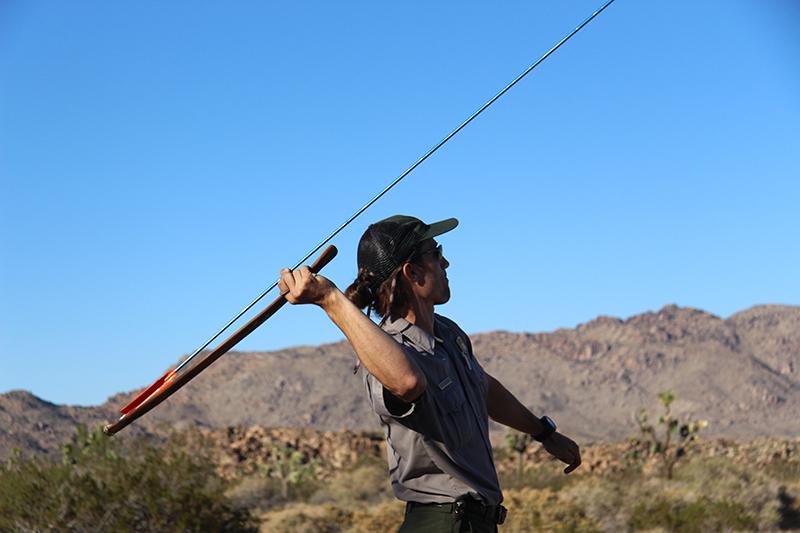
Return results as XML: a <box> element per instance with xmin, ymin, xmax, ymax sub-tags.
<box><xmin>543</xmin><ymin>416</ymin><xmax>557</xmax><ymax>431</ymax></box>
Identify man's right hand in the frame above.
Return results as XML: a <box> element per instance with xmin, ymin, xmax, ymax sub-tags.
<box><xmin>542</xmin><ymin>432</ymin><xmax>582</xmax><ymax>474</ymax></box>
<box><xmin>278</xmin><ymin>266</ymin><xmax>337</xmax><ymax>307</ymax></box>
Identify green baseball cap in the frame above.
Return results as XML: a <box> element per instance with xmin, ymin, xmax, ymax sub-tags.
<box><xmin>357</xmin><ymin>215</ymin><xmax>458</xmax><ymax>289</ymax></box>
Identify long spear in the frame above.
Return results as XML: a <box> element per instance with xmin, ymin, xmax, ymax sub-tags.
<box><xmin>104</xmin><ymin>0</ymin><xmax>617</xmax><ymax>435</ymax></box>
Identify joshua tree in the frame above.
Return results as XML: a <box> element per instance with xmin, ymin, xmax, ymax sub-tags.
<box><xmin>505</xmin><ymin>429</ymin><xmax>533</xmax><ymax>480</ymax></box>
<box><xmin>635</xmin><ymin>390</ymin><xmax>708</xmax><ymax>479</ymax></box>
<box><xmin>261</xmin><ymin>443</ymin><xmax>318</xmax><ymax>499</ymax></box>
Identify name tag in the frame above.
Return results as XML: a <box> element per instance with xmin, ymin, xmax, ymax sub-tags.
<box><xmin>438</xmin><ymin>377</ymin><xmax>453</xmax><ymax>390</ymax></box>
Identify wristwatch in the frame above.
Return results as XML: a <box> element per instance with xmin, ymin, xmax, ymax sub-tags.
<box><xmin>532</xmin><ymin>415</ymin><xmax>557</xmax><ymax>442</ymax></box>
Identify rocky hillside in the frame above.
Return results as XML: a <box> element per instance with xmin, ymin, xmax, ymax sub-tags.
<box><xmin>2</xmin><ymin>304</ymin><xmax>798</xmax><ymax>459</ymax></box>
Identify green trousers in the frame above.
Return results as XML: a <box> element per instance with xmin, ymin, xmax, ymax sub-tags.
<box><xmin>397</xmin><ymin>503</ymin><xmax>499</xmax><ymax>533</ymax></box>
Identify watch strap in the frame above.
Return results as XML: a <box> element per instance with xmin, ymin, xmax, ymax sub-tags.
<box><xmin>532</xmin><ymin>415</ymin><xmax>556</xmax><ymax>442</ymax></box>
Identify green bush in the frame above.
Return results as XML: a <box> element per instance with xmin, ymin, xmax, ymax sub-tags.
<box><xmin>629</xmin><ymin>497</ymin><xmax>758</xmax><ymax>532</ymax></box>
<box><xmin>0</xmin><ymin>425</ymin><xmax>258</xmax><ymax>532</ymax></box>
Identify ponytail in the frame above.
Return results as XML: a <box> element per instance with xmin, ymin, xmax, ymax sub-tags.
<box><xmin>345</xmin><ymin>264</ymin><xmax>410</xmax><ymax>319</ymax></box>
<box><xmin>344</xmin><ymin>268</ymin><xmax>376</xmax><ymax>311</ymax></box>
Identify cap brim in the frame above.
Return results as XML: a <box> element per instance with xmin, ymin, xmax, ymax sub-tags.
<box><xmin>422</xmin><ymin>218</ymin><xmax>459</xmax><ymax>240</ymax></box>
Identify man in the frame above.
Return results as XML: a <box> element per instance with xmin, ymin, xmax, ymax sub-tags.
<box><xmin>279</xmin><ymin>215</ymin><xmax>581</xmax><ymax>532</ymax></box>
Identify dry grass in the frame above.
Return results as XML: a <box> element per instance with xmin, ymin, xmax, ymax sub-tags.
<box><xmin>308</xmin><ymin>457</ymin><xmax>393</xmax><ymax>506</ymax></box>
<box><xmin>231</xmin><ymin>438</ymin><xmax>800</xmax><ymax>532</ymax></box>
<box><xmin>216</xmin><ymin>436</ymin><xmax>800</xmax><ymax>533</ymax></box>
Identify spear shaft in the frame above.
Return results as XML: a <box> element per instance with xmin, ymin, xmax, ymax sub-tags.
<box><xmin>105</xmin><ymin>0</ymin><xmax>617</xmax><ymax>434</ymax></box>
<box><xmin>174</xmin><ymin>0</ymin><xmax>617</xmax><ymax>377</ymax></box>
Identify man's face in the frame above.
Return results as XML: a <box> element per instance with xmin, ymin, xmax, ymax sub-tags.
<box><xmin>410</xmin><ymin>238</ymin><xmax>450</xmax><ymax>305</ymax></box>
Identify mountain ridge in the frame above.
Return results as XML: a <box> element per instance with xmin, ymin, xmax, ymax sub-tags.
<box><xmin>2</xmin><ymin>303</ymin><xmax>798</xmax><ymax>459</ymax></box>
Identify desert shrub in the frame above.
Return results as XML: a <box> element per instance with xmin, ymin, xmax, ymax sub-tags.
<box><xmin>563</xmin><ymin>454</ymin><xmax>799</xmax><ymax>532</ymax></box>
<box><xmin>347</xmin><ymin>500</ymin><xmax>405</xmax><ymax>533</ymax></box>
<box><xmin>260</xmin><ymin>500</ymin><xmax>405</xmax><ymax>533</ymax></box>
<box><xmin>499</xmin><ymin>459</ymin><xmax>579</xmax><ymax>492</ymax></box>
<box><xmin>0</xmin><ymin>425</ymin><xmax>257</xmax><ymax>532</ymax></box>
<box><xmin>629</xmin><ymin>496</ymin><xmax>758</xmax><ymax>532</ymax></box>
<box><xmin>226</xmin><ymin>474</ymin><xmax>288</xmax><ymax>512</ymax></box>
<box><xmin>309</xmin><ymin>456</ymin><xmax>392</xmax><ymax>505</ymax></box>
<box><xmin>259</xmin><ymin>503</ymin><xmax>354</xmax><ymax>533</ymax></box>
<box><xmin>222</xmin><ymin>442</ymin><xmax>325</xmax><ymax>511</ymax></box>
<box><xmin>672</xmin><ymin>455</ymin><xmax>800</xmax><ymax>530</ymax></box>
<box><xmin>560</xmin><ymin>476</ymin><xmax>634</xmax><ymax>532</ymax></box>
<box><xmin>766</xmin><ymin>460</ymin><xmax>800</xmax><ymax>483</ymax></box>
<box><xmin>502</xmin><ymin>488</ymin><xmax>602</xmax><ymax>533</ymax></box>
<box><xmin>674</xmin><ymin>456</ymin><xmax>760</xmax><ymax>496</ymax></box>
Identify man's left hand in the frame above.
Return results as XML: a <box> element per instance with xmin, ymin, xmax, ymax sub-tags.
<box><xmin>542</xmin><ymin>432</ymin><xmax>581</xmax><ymax>474</ymax></box>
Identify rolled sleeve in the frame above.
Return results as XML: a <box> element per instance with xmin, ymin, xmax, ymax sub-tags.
<box><xmin>364</xmin><ymin>372</ymin><xmax>416</xmax><ymax>419</ymax></box>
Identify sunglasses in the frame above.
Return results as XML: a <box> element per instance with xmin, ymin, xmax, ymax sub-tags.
<box><xmin>415</xmin><ymin>243</ymin><xmax>443</xmax><ymax>262</ymax></box>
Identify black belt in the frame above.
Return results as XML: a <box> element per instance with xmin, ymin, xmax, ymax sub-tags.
<box><xmin>406</xmin><ymin>496</ymin><xmax>507</xmax><ymax>525</ymax></box>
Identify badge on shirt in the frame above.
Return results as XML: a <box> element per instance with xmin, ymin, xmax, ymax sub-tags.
<box><xmin>456</xmin><ymin>336</ymin><xmax>472</xmax><ymax>370</ymax></box>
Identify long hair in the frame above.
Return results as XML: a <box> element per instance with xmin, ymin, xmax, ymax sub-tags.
<box><xmin>344</xmin><ymin>263</ymin><xmax>415</xmax><ymax>321</ymax></box>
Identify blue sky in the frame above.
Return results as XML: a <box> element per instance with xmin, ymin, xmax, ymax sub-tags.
<box><xmin>1</xmin><ymin>1</ymin><xmax>798</xmax><ymax>406</ymax></box>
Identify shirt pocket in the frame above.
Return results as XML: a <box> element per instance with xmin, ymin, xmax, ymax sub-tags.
<box><xmin>433</xmin><ymin>375</ymin><xmax>476</xmax><ymax>451</ymax></box>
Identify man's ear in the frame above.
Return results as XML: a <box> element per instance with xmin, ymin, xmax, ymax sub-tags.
<box><xmin>401</xmin><ymin>262</ymin><xmax>422</xmax><ymax>284</ymax></box>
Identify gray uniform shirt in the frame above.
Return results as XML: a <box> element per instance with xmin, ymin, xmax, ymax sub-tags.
<box><xmin>362</xmin><ymin>314</ymin><xmax>503</xmax><ymax>505</ymax></box>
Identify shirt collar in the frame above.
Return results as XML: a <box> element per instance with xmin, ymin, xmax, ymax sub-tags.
<box><xmin>381</xmin><ymin>315</ymin><xmax>444</xmax><ymax>355</ymax></box>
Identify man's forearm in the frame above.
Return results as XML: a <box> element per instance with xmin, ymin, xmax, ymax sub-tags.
<box><xmin>486</xmin><ymin>373</ymin><xmax>546</xmax><ymax>436</ymax></box>
<box><xmin>320</xmin><ymin>289</ymin><xmax>426</xmax><ymax>401</ymax></box>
